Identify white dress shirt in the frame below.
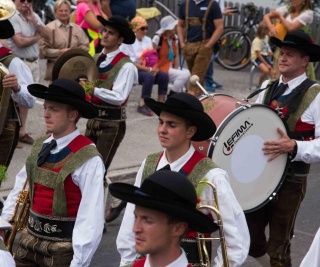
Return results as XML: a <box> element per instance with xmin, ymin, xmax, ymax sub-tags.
<box><xmin>300</xmin><ymin>227</ymin><xmax>320</xmax><ymax>267</ymax></box>
<box><xmin>258</xmin><ymin>73</ymin><xmax>320</xmax><ymax>164</ymax></box>
<box><xmin>94</xmin><ymin>48</ymin><xmax>138</xmax><ymax>106</ymax></box>
<box><xmin>120</xmin><ymin>35</ymin><xmax>153</xmax><ymax>64</ymax></box>
<box><xmin>117</xmin><ymin>146</ymin><xmax>250</xmax><ymax>267</ymax></box>
<box><xmin>143</xmin><ymin>249</ymin><xmax>189</xmax><ymax>267</ymax></box>
<box><xmin>1</xmin><ymin>129</ymin><xmax>105</xmax><ymax>267</ymax></box>
<box><xmin>9</xmin><ymin>57</ymin><xmax>35</xmax><ymax>108</ymax></box>
<box><xmin>0</xmin><ymin>238</ymin><xmax>15</xmax><ymax>267</ymax></box>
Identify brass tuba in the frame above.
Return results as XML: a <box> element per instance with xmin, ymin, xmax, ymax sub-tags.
<box><xmin>196</xmin><ymin>180</ymin><xmax>229</xmax><ymax>267</ymax></box>
<box><xmin>5</xmin><ymin>178</ymin><xmax>30</xmax><ymax>254</ymax></box>
<box><xmin>0</xmin><ymin>63</ymin><xmax>11</xmax><ymax>135</ymax></box>
<box><xmin>0</xmin><ymin>0</ymin><xmax>16</xmax><ymax>21</ymax></box>
<box><xmin>0</xmin><ymin>0</ymin><xmax>16</xmax><ymax>135</ymax></box>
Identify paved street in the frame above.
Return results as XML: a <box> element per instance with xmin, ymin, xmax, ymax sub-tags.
<box><xmin>1</xmin><ymin>62</ymin><xmax>320</xmax><ymax>266</ymax></box>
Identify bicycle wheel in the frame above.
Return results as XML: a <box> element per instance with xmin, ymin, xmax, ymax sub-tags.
<box><xmin>216</xmin><ymin>30</ymin><xmax>252</xmax><ymax>71</ymax></box>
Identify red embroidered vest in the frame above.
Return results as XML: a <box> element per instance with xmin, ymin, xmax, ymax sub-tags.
<box><xmin>31</xmin><ymin>135</ymin><xmax>94</xmax><ymax>217</ymax></box>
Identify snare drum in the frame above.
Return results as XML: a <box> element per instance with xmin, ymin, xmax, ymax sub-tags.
<box><xmin>193</xmin><ymin>94</ymin><xmax>289</xmax><ymax>213</ymax></box>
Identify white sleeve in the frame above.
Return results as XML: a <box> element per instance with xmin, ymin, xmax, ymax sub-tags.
<box><xmin>300</xmin><ymin>227</ymin><xmax>320</xmax><ymax>267</ymax></box>
<box><xmin>1</xmin><ymin>166</ymin><xmax>28</xmax><ymax>222</ymax></box>
<box><xmin>0</xmin><ymin>240</ymin><xmax>15</xmax><ymax>267</ymax></box>
<box><xmin>8</xmin><ymin>58</ymin><xmax>35</xmax><ymax>108</ymax></box>
<box><xmin>116</xmin><ymin>160</ymin><xmax>145</xmax><ymax>266</ymax></box>
<box><xmin>294</xmin><ymin>92</ymin><xmax>320</xmax><ymax>163</ymax></box>
<box><xmin>201</xmin><ymin>168</ymin><xmax>250</xmax><ymax>267</ymax></box>
<box><xmin>152</xmin><ymin>34</ymin><xmax>160</xmax><ymax>46</ymax></box>
<box><xmin>70</xmin><ymin>155</ymin><xmax>105</xmax><ymax>267</ymax></box>
<box><xmin>296</xmin><ymin>9</ymin><xmax>313</xmax><ymax>26</ymax></box>
<box><xmin>93</xmin><ymin>63</ymin><xmax>138</xmax><ymax>106</ymax></box>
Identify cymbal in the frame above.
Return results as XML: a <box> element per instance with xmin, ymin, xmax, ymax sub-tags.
<box><xmin>52</xmin><ymin>49</ymin><xmax>99</xmax><ymax>82</ymax></box>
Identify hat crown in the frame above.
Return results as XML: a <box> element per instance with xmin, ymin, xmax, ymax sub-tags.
<box><xmin>166</xmin><ymin>92</ymin><xmax>204</xmax><ymax>112</ymax></box>
<box><xmin>283</xmin><ymin>30</ymin><xmax>312</xmax><ymax>45</ymax></box>
<box><xmin>140</xmin><ymin>171</ymin><xmax>197</xmax><ymax>208</ymax></box>
<box><xmin>109</xmin><ymin>15</ymin><xmax>130</xmax><ymax>29</ymax></box>
<box><xmin>160</xmin><ymin>15</ymin><xmax>176</xmax><ymax>30</ymax></box>
<box><xmin>49</xmin><ymin>78</ymin><xmax>85</xmax><ymax>100</ymax></box>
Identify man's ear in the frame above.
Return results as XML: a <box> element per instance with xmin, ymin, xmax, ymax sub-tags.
<box><xmin>187</xmin><ymin>126</ymin><xmax>197</xmax><ymax>139</ymax></box>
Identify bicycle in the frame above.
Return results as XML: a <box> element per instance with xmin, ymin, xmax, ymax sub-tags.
<box><xmin>216</xmin><ymin>3</ymin><xmax>260</xmax><ymax>71</ymax></box>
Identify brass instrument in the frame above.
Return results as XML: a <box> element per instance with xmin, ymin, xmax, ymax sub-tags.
<box><xmin>0</xmin><ymin>63</ymin><xmax>11</xmax><ymax>135</ymax></box>
<box><xmin>0</xmin><ymin>0</ymin><xmax>16</xmax><ymax>21</ymax></box>
<box><xmin>196</xmin><ymin>180</ymin><xmax>229</xmax><ymax>267</ymax></box>
<box><xmin>0</xmin><ymin>0</ymin><xmax>16</xmax><ymax>135</ymax></box>
<box><xmin>5</xmin><ymin>178</ymin><xmax>30</xmax><ymax>254</ymax></box>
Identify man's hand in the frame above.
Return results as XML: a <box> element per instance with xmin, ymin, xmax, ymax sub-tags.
<box><xmin>2</xmin><ymin>73</ymin><xmax>20</xmax><ymax>93</ymax></box>
<box><xmin>25</xmin><ymin>5</ymin><xmax>37</xmax><ymax>25</ymax></box>
<box><xmin>263</xmin><ymin>128</ymin><xmax>296</xmax><ymax>161</ymax></box>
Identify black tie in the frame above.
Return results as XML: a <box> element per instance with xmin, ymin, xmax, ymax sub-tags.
<box><xmin>96</xmin><ymin>53</ymin><xmax>106</xmax><ymax>68</ymax></box>
<box><xmin>273</xmin><ymin>83</ymin><xmax>288</xmax><ymax>100</ymax></box>
<box><xmin>37</xmin><ymin>139</ymin><xmax>57</xmax><ymax>166</ymax></box>
<box><xmin>158</xmin><ymin>164</ymin><xmax>171</xmax><ymax>171</ymax></box>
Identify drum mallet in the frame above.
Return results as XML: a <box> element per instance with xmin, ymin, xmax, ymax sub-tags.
<box><xmin>189</xmin><ymin>75</ymin><xmax>209</xmax><ymax>96</ymax></box>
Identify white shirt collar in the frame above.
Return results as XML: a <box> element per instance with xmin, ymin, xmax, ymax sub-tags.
<box><xmin>44</xmin><ymin>128</ymin><xmax>80</xmax><ymax>153</ymax></box>
<box><xmin>279</xmin><ymin>72</ymin><xmax>307</xmax><ymax>95</ymax></box>
<box><xmin>193</xmin><ymin>0</ymin><xmax>205</xmax><ymax>4</ymax></box>
<box><xmin>158</xmin><ymin>146</ymin><xmax>195</xmax><ymax>171</ymax></box>
<box><xmin>101</xmin><ymin>48</ymin><xmax>121</xmax><ymax>59</ymax></box>
<box><xmin>144</xmin><ymin>248</ymin><xmax>189</xmax><ymax>267</ymax></box>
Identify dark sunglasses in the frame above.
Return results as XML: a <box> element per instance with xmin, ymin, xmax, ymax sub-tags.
<box><xmin>21</xmin><ymin>0</ymin><xmax>33</xmax><ymax>3</ymax></box>
<box><xmin>140</xmin><ymin>27</ymin><xmax>148</xmax><ymax>31</ymax></box>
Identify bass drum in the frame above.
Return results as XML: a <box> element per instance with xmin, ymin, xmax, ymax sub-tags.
<box><xmin>192</xmin><ymin>94</ymin><xmax>290</xmax><ymax>213</ymax></box>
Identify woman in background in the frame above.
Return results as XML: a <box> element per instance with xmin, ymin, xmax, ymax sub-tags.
<box><xmin>264</xmin><ymin>0</ymin><xmax>314</xmax><ymax>79</ymax></box>
<box><xmin>152</xmin><ymin>15</ymin><xmax>190</xmax><ymax>97</ymax></box>
<box><xmin>76</xmin><ymin>0</ymin><xmax>107</xmax><ymax>55</ymax></box>
<box><xmin>40</xmin><ymin>0</ymin><xmax>89</xmax><ymax>82</ymax></box>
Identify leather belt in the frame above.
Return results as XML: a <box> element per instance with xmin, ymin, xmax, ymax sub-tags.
<box><xmin>20</xmin><ymin>57</ymin><xmax>38</xmax><ymax>63</ymax></box>
<box><xmin>27</xmin><ymin>209</ymin><xmax>75</xmax><ymax>241</ymax></box>
<box><xmin>96</xmin><ymin>106</ymin><xmax>126</xmax><ymax>121</ymax></box>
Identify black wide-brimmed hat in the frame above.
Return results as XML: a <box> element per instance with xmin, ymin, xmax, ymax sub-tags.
<box><xmin>28</xmin><ymin>79</ymin><xmax>98</xmax><ymax>119</ymax></box>
<box><xmin>0</xmin><ymin>20</ymin><xmax>14</xmax><ymax>39</ymax></box>
<box><xmin>270</xmin><ymin>30</ymin><xmax>320</xmax><ymax>62</ymax></box>
<box><xmin>145</xmin><ymin>93</ymin><xmax>216</xmax><ymax>141</ymax></box>
<box><xmin>97</xmin><ymin>15</ymin><xmax>135</xmax><ymax>44</ymax></box>
<box><xmin>109</xmin><ymin>170</ymin><xmax>218</xmax><ymax>233</ymax></box>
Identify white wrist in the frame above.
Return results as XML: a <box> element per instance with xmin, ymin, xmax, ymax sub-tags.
<box><xmin>149</xmin><ymin>67</ymin><xmax>152</xmax><ymax>72</ymax></box>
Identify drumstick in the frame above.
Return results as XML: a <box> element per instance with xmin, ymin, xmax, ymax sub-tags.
<box><xmin>189</xmin><ymin>75</ymin><xmax>209</xmax><ymax>96</ymax></box>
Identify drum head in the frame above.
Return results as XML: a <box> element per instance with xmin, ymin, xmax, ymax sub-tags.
<box><xmin>211</xmin><ymin>104</ymin><xmax>289</xmax><ymax>213</ymax></box>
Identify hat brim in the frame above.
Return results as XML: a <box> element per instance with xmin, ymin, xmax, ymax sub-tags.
<box><xmin>97</xmin><ymin>16</ymin><xmax>135</xmax><ymax>44</ymax></box>
<box><xmin>145</xmin><ymin>98</ymin><xmax>216</xmax><ymax>141</ymax></box>
<box><xmin>270</xmin><ymin>36</ymin><xmax>320</xmax><ymax>62</ymax></box>
<box><xmin>155</xmin><ymin>20</ymin><xmax>178</xmax><ymax>35</ymax></box>
<box><xmin>28</xmin><ymin>84</ymin><xmax>98</xmax><ymax>119</ymax></box>
<box><xmin>109</xmin><ymin>183</ymin><xmax>218</xmax><ymax>233</ymax></box>
<box><xmin>0</xmin><ymin>20</ymin><xmax>14</xmax><ymax>39</ymax></box>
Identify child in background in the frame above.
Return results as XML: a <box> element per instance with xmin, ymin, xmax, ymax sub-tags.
<box><xmin>251</xmin><ymin>21</ymin><xmax>274</xmax><ymax>88</ymax></box>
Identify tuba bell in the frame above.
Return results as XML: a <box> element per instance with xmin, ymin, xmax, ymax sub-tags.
<box><xmin>0</xmin><ymin>0</ymin><xmax>16</xmax><ymax>135</ymax></box>
<box><xmin>0</xmin><ymin>0</ymin><xmax>16</xmax><ymax>21</ymax></box>
<box><xmin>196</xmin><ymin>180</ymin><xmax>229</xmax><ymax>267</ymax></box>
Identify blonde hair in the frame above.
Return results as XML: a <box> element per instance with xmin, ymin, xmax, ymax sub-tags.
<box><xmin>54</xmin><ymin>0</ymin><xmax>71</xmax><ymax>13</ymax></box>
<box><xmin>130</xmin><ymin>16</ymin><xmax>148</xmax><ymax>32</ymax></box>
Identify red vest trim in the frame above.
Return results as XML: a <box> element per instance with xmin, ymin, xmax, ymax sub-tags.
<box><xmin>32</xmin><ymin>135</ymin><xmax>94</xmax><ymax>216</ymax></box>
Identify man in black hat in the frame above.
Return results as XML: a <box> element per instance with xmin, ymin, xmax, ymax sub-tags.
<box><xmin>0</xmin><ymin>19</ymin><xmax>35</xmax><ymax>168</ymax></box>
<box><xmin>0</xmin><ymin>79</ymin><xmax>105</xmax><ymax>267</ymax></box>
<box><xmin>117</xmin><ymin>92</ymin><xmax>250</xmax><ymax>266</ymax></box>
<box><xmin>84</xmin><ymin>15</ymin><xmax>138</xmax><ymax>223</ymax></box>
<box><xmin>110</xmin><ymin>170</ymin><xmax>216</xmax><ymax>266</ymax></box>
<box><xmin>246</xmin><ymin>30</ymin><xmax>320</xmax><ymax>267</ymax></box>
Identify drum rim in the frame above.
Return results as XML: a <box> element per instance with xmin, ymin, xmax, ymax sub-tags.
<box><xmin>210</xmin><ymin>104</ymin><xmax>291</xmax><ymax>213</ymax></box>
